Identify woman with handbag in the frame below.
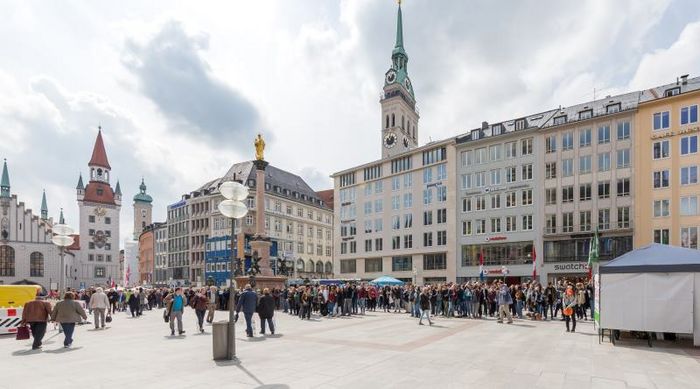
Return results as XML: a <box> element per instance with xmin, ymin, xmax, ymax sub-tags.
<box><xmin>20</xmin><ymin>290</ymin><xmax>52</xmax><ymax>350</ymax></box>
<box><xmin>51</xmin><ymin>292</ymin><xmax>88</xmax><ymax>348</ymax></box>
<box><xmin>562</xmin><ymin>284</ymin><xmax>577</xmax><ymax>333</ymax></box>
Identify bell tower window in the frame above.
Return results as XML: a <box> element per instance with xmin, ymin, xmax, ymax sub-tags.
<box><xmin>392</xmin><ymin>114</ymin><xmax>395</xmax><ymax>127</ymax></box>
<box><xmin>385</xmin><ymin>115</ymin><xmax>389</xmax><ymax>129</ymax></box>
<box><xmin>402</xmin><ymin>116</ymin><xmax>405</xmax><ymax>130</ymax></box>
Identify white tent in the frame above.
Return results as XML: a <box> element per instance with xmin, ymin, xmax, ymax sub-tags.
<box><xmin>599</xmin><ymin>244</ymin><xmax>700</xmax><ymax>346</ymax></box>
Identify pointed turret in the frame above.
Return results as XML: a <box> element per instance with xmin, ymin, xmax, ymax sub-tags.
<box><xmin>89</xmin><ymin>127</ymin><xmax>111</xmax><ymax>170</ymax></box>
<box><xmin>115</xmin><ymin>180</ymin><xmax>122</xmax><ymax>196</ymax></box>
<box><xmin>0</xmin><ymin>159</ymin><xmax>9</xmax><ymax>199</ymax></box>
<box><xmin>76</xmin><ymin>173</ymin><xmax>84</xmax><ymax>190</ymax></box>
<box><xmin>393</xmin><ymin>1</ymin><xmax>406</xmax><ymax>58</ymax></box>
<box><xmin>41</xmin><ymin>190</ymin><xmax>48</xmax><ymax>220</ymax></box>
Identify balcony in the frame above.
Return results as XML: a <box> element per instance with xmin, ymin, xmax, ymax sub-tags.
<box><xmin>543</xmin><ymin>221</ymin><xmax>633</xmax><ymax>236</ymax></box>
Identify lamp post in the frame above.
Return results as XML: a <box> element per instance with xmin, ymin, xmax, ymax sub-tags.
<box><xmin>51</xmin><ymin>209</ymin><xmax>74</xmax><ymax>299</ymax></box>
<box><xmin>217</xmin><ymin>180</ymin><xmax>249</xmax><ymax>361</ymax></box>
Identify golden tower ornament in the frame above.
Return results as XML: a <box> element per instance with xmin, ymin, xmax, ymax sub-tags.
<box><xmin>254</xmin><ymin>133</ymin><xmax>265</xmax><ymax>161</ymax></box>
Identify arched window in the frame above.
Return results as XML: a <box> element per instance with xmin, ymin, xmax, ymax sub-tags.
<box><xmin>30</xmin><ymin>252</ymin><xmax>44</xmax><ymax>277</ymax></box>
<box><xmin>391</xmin><ymin>114</ymin><xmax>395</xmax><ymax>127</ymax></box>
<box><xmin>402</xmin><ymin>116</ymin><xmax>405</xmax><ymax>129</ymax></box>
<box><xmin>324</xmin><ymin>261</ymin><xmax>332</xmax><ymax>274</ymax></box>
<box><xmin>0</xmin><ymin>245</ymin><xmax>15</xmax><ymax>277</ymax></box>
<box><xmin>306</xmin><ymin>259</ymin><xmax>314</xmax><ymax>273</ymax></box>
<box><xmin>385</xmin><ymin>115</ymin><xmax>389</xmax><ymax>129</ymax></box>
<box><xmin>315</xmin><ymin>261</ymin><xmax>323</xmax><ymax>273</ymax></box>
<box><xmin>296</xmin><ymin>259</ymin><xmax>304</xmax><ymax>271</ymax></box>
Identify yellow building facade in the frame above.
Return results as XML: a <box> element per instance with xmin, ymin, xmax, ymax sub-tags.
<box><xmin>635</xmin><ymin>77</ymin><xmax>700</xmax><ymax>249</ymax></box>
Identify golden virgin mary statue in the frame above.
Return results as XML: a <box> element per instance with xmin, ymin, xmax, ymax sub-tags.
<box><xmin>254</xmin><ymin>133</ymin><xmax>265</xmax><ymax>161</ymax></box>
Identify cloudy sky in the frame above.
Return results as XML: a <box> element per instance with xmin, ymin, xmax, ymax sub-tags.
<box><xmin>1</xmin><ymin>0</ymin><xmax>700</xmax><ymax>246</ymax></box>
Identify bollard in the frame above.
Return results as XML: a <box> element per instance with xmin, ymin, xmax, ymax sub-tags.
<box><xmin>212</xmin><ymin>320</ymin><xmax>229</xmax><ymax>360</ymax></box>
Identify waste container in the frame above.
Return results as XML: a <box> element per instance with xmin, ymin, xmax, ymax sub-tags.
<box><xmin>212</xmin><ymin>320</ymin><xmax>229</xmax><ymax>360</ymax></box>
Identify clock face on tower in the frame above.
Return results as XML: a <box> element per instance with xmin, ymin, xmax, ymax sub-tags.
<box><xmin>94</xmin><ymin>207</ymin><xmax>107</xmax><ymax>218</ymax></box>
<box><xmin>383</xmin><ymin>132</ymin><xmax>397</xmax><ymax>149</ymax></box>
<box><xmin>93</xmin><ymin>230</ymin><xmax>107</xmax><ymax>248</ymax></box>
<box><xmin>385</xmin><ymin>70</ymin><xmax>397</xmax><ymax>84</ymax></box>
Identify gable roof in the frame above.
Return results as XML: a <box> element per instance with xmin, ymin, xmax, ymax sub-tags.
<box><xmin>600</xmin><ymin>244</ymin><xmax>700</xmax><ymax>274</ymax></box>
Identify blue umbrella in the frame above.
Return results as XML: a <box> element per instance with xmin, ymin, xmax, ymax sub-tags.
<box><xmin>369</xmin><ymin>276</ymin><xmax>405</xmax><ymax>286</ymax></box>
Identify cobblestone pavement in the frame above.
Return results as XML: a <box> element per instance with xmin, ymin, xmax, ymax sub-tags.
<box><xmin>2</xmin><ymin>309</ymin><xmax>699</xmax><ymax>389</ymax></box>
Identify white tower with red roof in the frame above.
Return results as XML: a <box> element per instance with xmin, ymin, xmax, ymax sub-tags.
<box><xmin>74</xmin><ymin>127</ymin><xmax>121</xmax><ymax>288</ymax></box>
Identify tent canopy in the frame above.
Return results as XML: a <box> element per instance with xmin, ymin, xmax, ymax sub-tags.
<box><xmin>369</xmin><ymin>276</ymin><xmax>405</xmax><ymax>286</ymax></box>
<box><xmin>600</xmin><ymin>243</ymin><xmax>700</xmax><ymax>274</ymax></box>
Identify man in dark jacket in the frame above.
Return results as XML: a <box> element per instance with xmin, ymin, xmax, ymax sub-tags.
<box><xmin>236</xmin><ymin>284</ymin><xmax>259</xmax><ymax>337</ymax></box>
<box><xmin>257</xmin><ymin>288</ymin><xmax>275</xmax><ymax>335</ymax></box>
<box><xmin>418</xmin><ymin>287</ymin><xmax>433</xmax><ymax>325</ymax></box>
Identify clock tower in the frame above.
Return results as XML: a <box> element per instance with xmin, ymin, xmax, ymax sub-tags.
<box><xmin>381</xmin><ymin>1</ymin><xmax>419</xmax><ymax>159</ymax></box>
<box><xmin>75</xmin><ymin>127</ymin><xmax>121</xmax><ymax>288</ymax></box>
<box><xmin>133</xmin><ymin>178</ymin><xmax>153</xmax><ymax>240</ymax></box>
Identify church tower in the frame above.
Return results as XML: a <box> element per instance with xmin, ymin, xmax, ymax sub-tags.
<box><xmin>76</xmin><ymin>127</ymin><xmax>121</xmax><ymax>287</ymax></box>
<box><xmin>380</xmin><ymin>1</ymin><xmax>419</xmax><ymax>158</ymax></box>
<box><xmin>133</xmin><ymin>178</ymin><xmax>153</xmax><ymax>240</ymax></box>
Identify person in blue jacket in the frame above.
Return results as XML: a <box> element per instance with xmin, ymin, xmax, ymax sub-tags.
<box><xmin>236</xmin><ymin>284</ymin><xmax>259</xmax><ymax>337</ymax></box>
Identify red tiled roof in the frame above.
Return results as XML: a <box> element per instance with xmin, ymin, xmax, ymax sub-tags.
<box><xmin>316</xmin><ymin>189</ymin><xmax>334</xmax><ymax>210</ymax></box>
<box><xmin>83</xmin><ymin>181</ymin><xmax>116</xmax><ymax>205</ymax></box>
<box><xmin>66</xmin><ymin>234</ymin><xmax>80</xmax><ymax>251</ymax></box>
<box><xmin>89</xmin><ymin>130</ymin><xmax>111</xmax><ymax>169</ymax></box>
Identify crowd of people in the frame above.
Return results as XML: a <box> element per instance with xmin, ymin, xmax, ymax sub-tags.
<box><xmin>18</xmin><ymin>278</ymin><xmax>594</xmax><ymax>351</ymax></box>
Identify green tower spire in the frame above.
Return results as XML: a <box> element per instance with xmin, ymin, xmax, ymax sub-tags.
<box><xmin>394</xmin><ymin>1</ymin><xmax>404</xmax><ymax>55</ymax></box>
<box><xmin>1</xmin><ymin>159</ymin><xmax>10</xmax><ymax>199</ymax></box>
<box><xmin>41</xmin><ymin>190</ymin><xmax>48</xmax><ymax>220</ymax></box>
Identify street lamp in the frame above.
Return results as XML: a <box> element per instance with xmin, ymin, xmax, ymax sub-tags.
<box><xmin>51</xmin><ymin>208</ymin><xmax>74</xmax><ymax>299</ymax></box>
<box><xmin>217</xmin><ymin>180</ymin><xmax>249</xmax><ymax>361</ymax></box>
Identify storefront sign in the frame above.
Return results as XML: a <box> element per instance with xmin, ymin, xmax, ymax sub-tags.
<box><xmin>486</xmin><ymin>236</ymin><xmax>507</xmax><ymax>242</ymax></box>
<box><xmin>551</xmin><ymin>262</ymin><xmax>588</xmax><ymax>272</ymax></box>
<box><xmin>483</xmin><ymin>186</ymin><xmax>505</xmax><ymax>193</ymax></box>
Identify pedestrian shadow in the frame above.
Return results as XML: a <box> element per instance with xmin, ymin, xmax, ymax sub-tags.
<box><xmin>214</xmin><ymin>359</ymin><xmax>276</xmax><ymax>388</ymax></box>
<box><xmin>242</xmin><ymin>336</ymin><xmax>266</xmax><ymax>342</ymax></box>
<box><xmin>511</xmin><ymin>323</ymin><xmax>536</xmax><ymax>328</ymax></box>
<box><xmin>44</xmin><ymin>346</ymin><xmax>83</xmax><ymax>353</ymax></box>
<box><xmin>194</xmin><ymin>332</ymin><xmax>212</xmax><ymax>336</ymax></box>
<box><xmin>163</xmin><ymin>335</ymin><xmax>187</xmax><ymax>340</ymax></box>
<box><xmin>265</xmin><ymin>334</ymin><xmax>284</xmax><ymax>339</ymax></box>
<box><xmin>254</xmin><ymin>385</ymin><xmax>290</xmax><ymax>389</ymax></box>
<box><xmin>11</xmin><ymin>349</ymin><xmax>42</xmax><ymax>356</ymax></box>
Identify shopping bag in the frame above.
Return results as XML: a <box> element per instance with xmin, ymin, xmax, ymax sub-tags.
<box><xmin>563</xmin><ymin>307</ymin><xmax>573</xmax><ymax>316</ymax></box>
<box><xmin>16</xmin><ymin>325</ymin><xmax>30</xmax><ymax>340</ymax></box>
<box><xmin>163</xmin><ymin>309</ymin><xmax>170</xmax><ymax>323</ymax></box>
<box><xmin>105</xmin><ymin>314</ymin><xmax>113</xmax><ymax>323</ymax></box>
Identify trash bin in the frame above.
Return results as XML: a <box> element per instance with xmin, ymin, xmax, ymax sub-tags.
<box><xmin>212</xmin><ymin>320</ymin><xmax>229</xmax><ymax>360</ymax></box>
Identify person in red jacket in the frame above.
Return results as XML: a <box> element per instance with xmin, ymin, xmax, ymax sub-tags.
<box><xmin>21</xmin><ymin>291</ymin><xmax>52</xmax><ymax>350</ymax></box>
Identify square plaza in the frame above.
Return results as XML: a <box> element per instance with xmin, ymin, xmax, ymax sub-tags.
<box><xmin>2</xmin><ymin>309</ymin><xmax>699</xmax><ymax>389</ymax></box>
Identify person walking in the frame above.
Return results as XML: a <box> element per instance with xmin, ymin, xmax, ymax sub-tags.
<box><xmin>236</xmin><ymin>284</ymin><xmax>258</xmax><ymax>337</ymax></box>
<box><xmin>206</xmin><ymin>286</ymin><xmax>218</xmax><ymax>324</ymax></box>
<box><xmin>20</xmin><ymin>290</ymin><xmax>52</xmax><ymax>350</ymax></box>
<box><xmin>165</xmin><ymin>288</ymin><xmax>186</xmax><ymax>336</ymax></box>
<box><xmin>50</xmin><ymin>292</ymin><xmax>88</xmax><ymax>348</ymax></box>
<box><xmin>496</xmin><ymin>281</ymin><xmax>513</xmax><ymax>324</ymax></box>
<box><xmin>563</xmin><ymin>284</ymin><xmax>577</xmax><ymax>332</ymax></box>
<box><xmin>89</xmin><ymin>287</ymin><xmax>110</xmax><ymax>329</ymax></box>
<box><xmin>257</xmin><ymin>288</ymin><xmax>275</xmax><ymax>335</ymax></box>
<box><xmin>418</xmin><ymin>287</ymin><xmax>433</xmax><ymax>326</ymax></box>
<box><xmin>127</xmin><ymin>289</ymin><xmax>139</xmax><ymax>318</ymax></box>
<box><xmin>191</xmin><ymin>288</ymin><xmax>208</xmax><ymax>333</ymax></box>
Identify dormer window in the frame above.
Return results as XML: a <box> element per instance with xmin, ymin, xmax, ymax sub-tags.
<box><xmin>96</xmin><ymin>188</ymin><xmax>104</xmax><ymax>196</ymax></box>
<box><xmin>664</xmin><ymin>87</ymin><xmax>680</xmax><ymax>97</ymax></box>
<box><xmin>515</xmin><ymin>119</ymin><xmax>526</xmax><ymax>130</ymax></box>
<box><xmin>606</xmin><ymin>103</ymin><xmax>621</xmax><ymax>114</ymax></box>
<box><xmin>553</xmin><ymin>115</ymin><xmax>567</xmax><ymax>125</ymax></box>
<box><xmin>578</xmin><ymin>109</ymin><xmax>593</xmax><ymax>120</ymax></box>
<box><xmin>471</xmin><ymin>129</ymin><xmax>481</xmax><ymax>140</ymax></box>
<box><xmin>492</xmin><ymin>124</ymin><xmax>503</xmax><ymax>135</ymax></box>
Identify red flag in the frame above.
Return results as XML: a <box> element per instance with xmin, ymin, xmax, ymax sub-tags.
<box><xmin>479</xmin><ymin>247</ymin><xmax>485</xmax><ymax>281</ymax></box>
<box><xmin>532</xmin><ymin>246</ymin><xmax>537</xmax><ymax>280</ymax></box>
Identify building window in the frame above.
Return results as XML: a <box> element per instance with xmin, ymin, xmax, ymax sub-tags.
<box><xmin>653</xmin><ymin>140</ymin><xmax>670</xmax><ymax>159</ymax></box>
<box><xmin>506</xmin><ymin>141</ymin><xmax>517</xmax><ymax>158</ymax></box>
<box><xmin>423</xmin><ymin>189</ymin><xmax>433</xmax><ymax>205</ymax></box>
<box><xmin>562</xmin><ymin>132</ymin><xmax>574</xmax><ymax>150</ymax></box>
<box><xmin>553</xmin><ymin>115</ymin><xmax>567</xmax><ymax>125</ymax></box>
<box><xmin>364</xmin><ymin>239</ymin><xmax>372</xmax><ymax>252</ymax></box>
<box><xmin>490</xmin><ymin>218</ymin><xmax>501</xmax><ymax>233</ymax></box>
<box><xmin>681</xmin><ymin>227</ymin><xmax>698</xmax><ymax>249</ymax></box>
<box><xmin>617</xmin><ymin>121</ymin><xmax>630</xmax><ymax>140</ymax></box>
<box><xmin>505</xmin><ymin>166</ymin><xmax>516</xmax><ymax>183</ymax></box>
<box><xmin>562</xmin><ymin>159</ymin><xmax>573</xmax><ymax>177</ymax></box>
<box><xmin>617</xmin><ymin>149</ymin><xmax>630</xmax><ymax>168</ymax></box>
<box><xmin>617</xmin><ymin>178</ymin><xmax>630</xmax><ymax>197</ymax></box>
<box><xmin>392</xmin><ymin>236</ymin><xmax>400</xmax><ymax>250</ymax></box>
<box><xmin>653</xmin><ymin>199</ymin><xmax>670</xmax><ymax>217</ymax></box>
<box><xmin>505</xmin><ymin>216</ymin><xmax>516</xmax><ymax>232</ymax></box>
<box><xmin>521</xmin><ymin>189</ymin><xmax>533</xmax><ymax>206</ymax></box>
<box><xmin>105</xmin><ymin>217</ymin><xmax>111</xmax><ymax>225</ymax></box>
<box><xmin>562</xmin><ymin>186</ymin><xmax>574</xmax><ymax>203</ymax></box>
<box><xmin>545</xmin><ymin>135</ymin><xmax>556</xmax><ymax>153</ymax></box>
<box><xmin>461</xmin><ymin>150</ymin><xmax>473</xmax><ymax>167</ymax></box>
<box><xmin>437</xmin><ymin>208</ymin><xmax>447</xmax><ymax>224</ymax></box>
<box><xmin>392</xmin><ymin>256</ymin><xmax>412</xmax><ymax>272</ymax></box>
<box><xmin>598</xmin><ymin>125</ymin><xmax>610</xmax><ymax>144</ymax></box>
<box><xmin>617</xmin><ymin>207</ymin><xmax>630</xmax><ymax>229</ymax></box>
<box><xmin>462</xmin><ymin>198</ymin><xmax>471</xmax><ymax>213</ymax></box>
<box><xmin>598</xmin><ymin>152</ymin><xmax>611</xmax><ymax>171</ymax></box>
<box><xmin>653</xmin><ymin>229</ymin><xmax>670</xmax><ymax>245</ymax></box>
<box><xmin>28</xmin><ymin>252</ymin><xmax>43</xmax><ymax>277</ymax></box>
<box><xmin>598</xmin><ymin>182</ymin><xmax>610</xmax><ymax>199</ymax></box>
<box><xmin>545</xmin><ymin>163</ymin><xmax>557</xmax><ymax>179</ymax></box>
<box><xmin>462</xmin><ymin>220</ymin><xmax>472</xmax><ymax>235</ymax></box>
<box><xmin>681</xmin><ymin>105</ymin><xmax>698</xmax><ymax>125</ymax></box>
<box><xmin>578</xmin><ymin>155</ymin><xmax>591</xmax><ymax>174</ymax></box>
<box><xmin>580</xmin><ymin>128</ymin><xmax>592</xmax><ymax>147</ymax></box>
<box><xmin>681</xmin><ymin>136</ymin><xmax>698</xmax><ymax>155</ymax></box>
<box><xmin>653</xmin><ymin>170</ymin><xmax>670</xmax><ymax>188</ymax></box>
<box><xmin>88</xmin><ymin>254</ymin><xmax>94</xmax><ymax>261</ymax></box>
<box><xmin>522</xmin><ymin>164</ymin><xmax>533</xmax><ymax>180</ymax></box>
<box><xmin>505</xmin><ymin>192</ymin><xmax>516</xmax><ymax>208</ymax></box>
<box><xmin>579</xmin><ymin>109</ymin><xmax>593</xmax><ymax>120</ymax></box>
<box><xmin>375</xmin><ymin>238</ymin><xmax>383</xmax><ymax>251</ymax></box>
<box><xmin>423</xmin><ymin>232</ymin><xmax>433</xmax><ymax>247</ymax></box>
<box><xmin>598</xmin><ymin>209</ymin><xmax>610</xmax><ymax>230</ymax></box>
<box><xmin>475</xmin><ymin>219</ymin><xmax>486</xmax><ymax>234</ymax></box>
<box><xmin>545</xmin><ymin>188</ymin><xmax>557</xmax><ymax>205</ymax></box>
<box><xmin>364</xmin><ymin>258</ymin><xmax>382</xmax><ymax>273</ymax></box>
<box><xmin>562</xmin><ymin>213</ymin><xmax>574</xmax><ymax>233</ymax></box>
<box><xmin>404</xmin><ymin>234</ymin><xmax>413</xmax><ymax>249</ymax></box>
<box><xmin>522</xmin><ymin>215</ymin><xmax>533</xmax><ymax>231</ymax></box>
<box><xmin>491</xmin><ymin>194</ymin><xmax>501</xmax><ymax>209</ymax></box>
<box><xmin>89</xmin><ymin>215</ymin><xmax>95</xmax><ymax>223</ymax></box>
<box><xmin>545</xmin><ymin>214</ymin><xmax>556</xmax><ymax>234</ymax></box>
<box><xmin>580</xmin><ymin>211</ymin><xmax>592</xmax><ymax>232</ymax></box>
<box><xmin>340</xmin><ymin>259</ymin><xmax>356</xmax><ymax>273</ymax></box>
<box><xmin>475</xmin><ymin>148</ymin><xmax>487</xmax><ymax>164</ymax></box>
<box><xmin>423</xmin><ymin>210</ymin><xmax>433</xmax><ymax>226</ymax></box>
<box><xmin>489</xmin><ymin>145</ymin><xmax>502</xmax><ymax>161</ymax></box>
<box><xmin>607</xmin><ymin>103</ymin><xmax>621</xmax><ymax>114</ymax></box>
<box><xmin>521</xmin><ymin>138</ymin><xmax>533</xmax><ymax>155</ymax></box>
<box><xmin>490</xmin><ymin>169</ymin><xmax>501</xmax><ymax>185</ymax></box>
<box><xmin>423</xmin><ymin>253</ymin><xmax>446</xmax><ymax>270</ymax></box>
<box><xmin>437</xmin><ymin>186</ymin><xmax>447</xmax><ymax>202</ymax></box>
<box><xmin>681</xmin><ymin>166</ymin><xmax>698</xmax><ymax>185</ymax></box>
<box><xmin>475</xmin><ymin>196</ymin><xmax>486</xmax><ymax>211</ymax></box>
<box><xmin>475</xmin><ymin>171</ymin><xmax>486</xmax><ymax>187</ymax></box>
<box><xmin>94</xmin><ymin>267</ymin><xmax>106</xmax><ymax>278</ymax></box>
<box><xmin>461</xmin><ymin>173</ymin><xmax>472</xmax><ymax>189</ymax></box>
<box><xmin>653</xmin><ymin>111</ymin><xmax>670</xmax><ymax>131</ymax></box>
<box><xmin>681</xmin><ymin>196</ymin><xmax>698</xmax><ymax>216</ymax></box>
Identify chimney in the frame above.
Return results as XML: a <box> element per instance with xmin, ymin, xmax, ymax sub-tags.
<box><xmin>481</xmin><ymin>121</ymin><xmax>489</xmax><ymax>130</ymax></box>
<box><xmin>681</xmin><ymin>74</ymin><xmax>689</xmax><ymax>85</ymax></box>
